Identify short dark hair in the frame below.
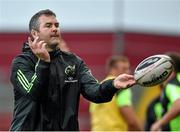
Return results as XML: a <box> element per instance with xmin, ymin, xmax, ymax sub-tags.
<box><xmin>166</xmin><ymin>52</ymin><xmax>180</xmax><ymax>72</ymax></box>
<box><xmin>29</xmin><ymin>9</ymin><xmax>56</xmax><ymax>32</ymax></box>
<box><xmin>106</xmin><ymin>55</ymin><xmax>129</xmax><ymax>73</ymax></box>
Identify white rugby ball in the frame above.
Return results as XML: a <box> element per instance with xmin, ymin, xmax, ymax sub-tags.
<box><xmin>134</xmin><ymin>55</ymin><xmax>173</xmax><ymax>87</ymax></box>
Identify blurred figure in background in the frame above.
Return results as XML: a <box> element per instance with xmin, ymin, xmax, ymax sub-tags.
<box><xmin>145</xmin><ymin>54</ymin><xmax>176</xmax><ymax>131</ymax></box>
<box><xmin>90</xmin><ymin>55</ymin><xmax>142</xmax><ymax>131</ymax></box>
<box><xmin>59</xmin><ymin>39</ymin><xmax>70</xmax><ymax>52</ymax></box>
<box><xmin>151</xmin><ymin>52</ymin><xmax>180</xmax><ymax>131</ymax></box>
<box><xmin>145</xmin><ymin>84</ymin><xmax>164</xmax><ymax>131</ymax></box>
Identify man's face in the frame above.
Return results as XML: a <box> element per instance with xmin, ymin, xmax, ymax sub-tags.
<box><xmin>36</xmin><ymin>15</ymin><xmax>61</xmax><ymax>50</ymax></box>
<box><xmin>114</xmin><ymin>61</ymin><xmax>130</xmax><ymax>75</ymax></box>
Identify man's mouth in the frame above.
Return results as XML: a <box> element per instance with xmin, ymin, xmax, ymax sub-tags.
<box><xmin>50</xmin><ymin>35</ymin><xmax>59</xmax><ymax>37</ymax></box>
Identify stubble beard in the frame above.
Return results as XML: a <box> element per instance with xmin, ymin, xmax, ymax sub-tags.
<box><xmin>47</xmin><ymin>39</ymin><xmax>60</xmax><ymax>51</ymax></box>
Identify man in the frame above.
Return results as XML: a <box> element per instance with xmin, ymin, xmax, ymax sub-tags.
<box><xmin>9</xmin><ymin>9</ymin><xmax>136</xmax><ymax>131</ymax></box>
<box><xmin>151</xmin><ymin>52</ymin><xmax>180</xmax><ymax>131</ymax></box>
<box><xmin>90</xmin><ymin>56</ymin><xmax>142</xmax><ymax>131</ymax></box>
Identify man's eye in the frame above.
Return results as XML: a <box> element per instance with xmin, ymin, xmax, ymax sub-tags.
<box><xmin>46</xmin><ymin>24</ymin><xmax>51</xmax><ymax>28</ymax></box>
<box><xmin>55</xmin><ymin>23</ymin><xmax>59</xmax><ymax>28</ymax></box>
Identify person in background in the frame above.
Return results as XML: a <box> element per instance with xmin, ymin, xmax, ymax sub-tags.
<box><xmin>151</xmin><ymin>52</ymin><xmax>180</xmax><ymax>131</ymax></box>
<box><xmin>145</xmin><ymin>58</ymin><xmax>176</xmax><ymax>131</ymax></box>
<box><xmin>90</xmin><ymin>55</ymin><xmax>142</xmax><ymax>131</ymax></box>
<box><xmin>145</xmin><ymin>84</ymin><xmax>163</xmax><ymax>131</ymax></box>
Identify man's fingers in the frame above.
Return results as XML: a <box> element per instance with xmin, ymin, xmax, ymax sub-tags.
<box><xmin>36</xmin><ymin>42</ymin><xmax>47</xmax><ymax>55</ymax></box>
<box><xmin>27</xmin><ymin>36</ymin><xmax>50</xmax><ymax>62</ymax></box>
<box><xmin>127</xmin><ymin>80</ymin><xmax>136</xmax><ymax>87</ymax></box>
<box><xmin>124</xmin><ymin>74</ymin><xmax>135</xmax><ymax>80</ymax></box>
<box><xmin>28</xmin><ymin>36</ymin><xmax>39</xmax><ymax>49</ymax></box>
<box><xmin>39</xmin><ymin>43</ymin><xmax>48</xmax><ymax>55</ymax></box>
<box><xmin>28</xmin><ymin>37</ymin><xmax>35</xmax><ymax>50</ymax></box>
<box><xmin>42</xmin><ymin>43</ymin><xmax>47</xmax><ymax>50</ymax></box>
<box><xmin>114</xmin><ymin>74</ymin><xmax>137</xmax><ymax>89</ymax></box>
<box><xmin>38</xmin><ymin>41</ymin><xmax>45</xmax><ymax>49</ymax></box>
<box><xmin>119</xmin><ymin>74</ymin><xmax>135</xmax><ymax>82</ymax></box>
<box><xmin>28</xmin><ymin>37</ymin><xmax>34</xmax><ymax>49</ymax></box>
<box><xmin>28</xmin><ymin>37</ymin><xmax>32</xmax><ymax>44</ymax></box>
<box><xmin>33</xmin><ymin>36</ymin><xmax>39</xmax><ymax>44</ymax></box>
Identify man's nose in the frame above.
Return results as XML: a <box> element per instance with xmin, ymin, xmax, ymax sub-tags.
<box><xmin>51</xmin><ymin>25</ymin><xmax>58</xmax><ymax>32</ymax></box>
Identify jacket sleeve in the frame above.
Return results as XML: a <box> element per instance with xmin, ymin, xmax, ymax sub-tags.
<box><xmin>79</xmin><ymin>60</ymin><xmax>118</xmax><ymax>103</ymax></box>
<box><xmin>10</xmin><ymin>55</ymin><xmax>50</xmax><ymax>101</ymax></box>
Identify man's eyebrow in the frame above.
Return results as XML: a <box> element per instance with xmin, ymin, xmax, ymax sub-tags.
<box><xmin>45</xmin><ymin>22</ymin><xmax>59</xmax><ymax>24</ymax></box>
<box><xmin>45</xmin><ymin>22</ymin><xmax>52</xmax><ymax>25</ymax></box>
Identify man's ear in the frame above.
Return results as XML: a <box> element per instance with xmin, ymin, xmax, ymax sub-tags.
<box><xmin>31</xmin><ymin>29</ymin><xmax>38</xmax><ymax>39</ymax></box>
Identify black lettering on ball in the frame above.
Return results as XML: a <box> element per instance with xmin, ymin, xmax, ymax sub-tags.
<box><xmin>142</xmin><ymin>70</ymin><xmax>168</xmax><ymax>86</ymax></box>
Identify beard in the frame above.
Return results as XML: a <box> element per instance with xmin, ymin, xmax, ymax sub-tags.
<box><xmin>49</xmin><ymin>43</ymin><xmax>58</xmax><ymax>50</ymax></box>
<box><xmin>47</xmin><ymin>38</ymin><xmax>60</xmax><ymax>51</ymax></box>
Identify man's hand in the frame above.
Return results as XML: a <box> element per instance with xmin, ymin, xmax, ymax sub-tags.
<box><xmin>150</xmin><ymin>120</ymin><xmax>162</xmax><ymax>131</ymax></box>
<box><xmin>28</xmin><ymin>37</ymin><xmax>50</xmax><ymax>62</ymax></box>
<box><xmin>113</xmin><ymin>74</ymin><xmax>136</xmax><ymax>89</ymax></box>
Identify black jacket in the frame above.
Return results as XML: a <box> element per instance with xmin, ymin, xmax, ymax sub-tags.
<box><xmin>10</xmin><ymin>42</ymin><xmax>118</xmax><ymax>131</ymax></box>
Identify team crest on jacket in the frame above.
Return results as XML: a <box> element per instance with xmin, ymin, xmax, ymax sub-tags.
<box><xmin>65</xmin><ymin>65</ymin><xmax>75</xmax><ymax>76</ymax></box>
<box><xmin>64</xmin><ymin>65</ymin><xmax>77</xmax><ymax>82</ymax></box>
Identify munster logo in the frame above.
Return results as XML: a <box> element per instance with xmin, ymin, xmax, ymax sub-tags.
<box><xmin>65</xmin><ymin>65</ymin><xmax>76</xmax><ymax>76</ymax></box>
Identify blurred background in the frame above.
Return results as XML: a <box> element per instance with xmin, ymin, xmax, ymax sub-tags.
<box><xmin>0</xmin><ymin>0</ymin><xmax>180</xmax><ymax>130</ymax></box>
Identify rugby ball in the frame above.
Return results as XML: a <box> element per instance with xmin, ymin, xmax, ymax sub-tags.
<box><xmin>134</xmin><ymin>55</ymin><xmax>173</xmax><ymax>87</ymax></box>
